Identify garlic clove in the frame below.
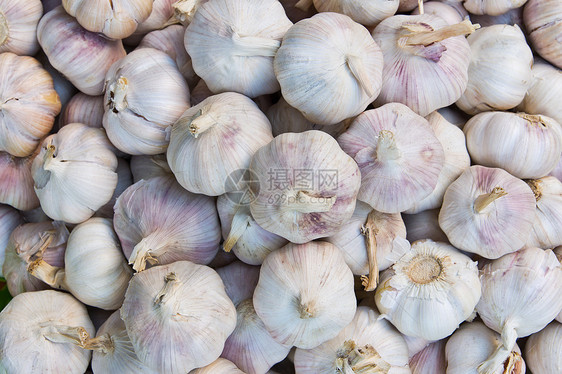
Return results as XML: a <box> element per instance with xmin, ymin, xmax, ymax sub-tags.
<box><xmin>58</xmin><ymin>93</ymin><xmax>105</xmax><ymax>130</ymax></box>
<box><xmin>411</xmin><ymin>1</ymin><xmax>468</xmax><ymax>25</ymax></box>
<box><xmin>95</xmin><ymin>158</ymin><xmax>133</xmax><ymax>219</ymax></box>
<box><xmin>523</xmin><ymin>0</ymin><xmax>562</xmax><ymax>69</ymax></box>
<box><xmin>0</xmin><ymin>0</ymin><xmax>42</xmax><ymax>55</ymax></box>
<box><xmin>463</xmin><ymin>0</ymin><xmax>527</xmax><ymax>16</ymax></box>
<box><xmin>190</xmin><ymin>358</ymin><xmax>245</xmax><ymax>373</ymax></box>
<box><xmin>215</xmin><ymin>260</ymin><xmax>261</xmax><ymax>307</ymax></box>
<box><xmin>524</xmin><ymin>321</ymin><xmax>562</xmax><ymax>374</ymax></box>
<box><xmin>0</xmin><ymin>149</ymin><xmax>40</xmax><ymax>211</ymax></box>
<box><xmin>0</xmin><ymin>204</ymin><xmax>22</xmax><ymax>277</ymax></box>
<box><xmin>524</xmin><ymin>177</ymin><xmax>562</xmax><ymax>249</ymax></box>
<box><xmin>402</xmin><ymin>209</ymin><xmax>450</xmax><ymax>244</ymax></box>
<box><xmin>129</xmin><ymin>154</ymin><xmax>172</xmax><ymax>183</ymax></box>
<box><xmin>312</xmin><ymin>0</ymin><xmax>399</xmax><ymax>27</ymax></box>
<box><xmin>409</xmin><ymin>339</ymin><xmax>447</xmax><ymax>374</ymax></box>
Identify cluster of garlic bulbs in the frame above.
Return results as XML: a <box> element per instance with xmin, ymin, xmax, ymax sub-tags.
<box><xmin>0</xmin><ymin>1</ymin><xmax>561</xmax><ymax>373</ymax></box>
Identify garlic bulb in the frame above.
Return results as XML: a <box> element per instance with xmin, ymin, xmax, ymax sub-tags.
<box><xmin>524</xmin><ymin>0</ymin><xmax>562</xmax><ymax>69</ymax></box>
<box><xmin>0</xmin><ymin>150</ymin><xmax>40</xmax><ymax>211</ymax></box>
<box><xmin>253</xmin><ymin>241</ymin><xmax>356</xmax><ymax>349</ymax></box>
<box><xmin>402</xmin><ymin>209</ymin><xmax>450</xmax><ymax>243</ymax></box>
<box><xmin>372</xmin><ymin>15</ymin><xmax>475</xmax><ymax>117</ymax></box>
<box><xmin>37</xmin><ymin>6</ymin><xmax>126</xmax><ymax>95</ymax></box>
<box><xmin>103</xmin><ymin>48</ymin><xmax>190</xmax><ymax>156</ymax></box>
<box><xmin>129</xmin><ymin>154</ymin><xmax>172</xmax><ymax>183</ymax></box>
<box><xmin>113</xmin><ymin>176</ymin><xmax>221</xmax><ymax>272</ymax></box>
<box><xmin>550</xmin><ymin>155</ymin><xmax>562</xmax><ymax>181</ymax></box>
<box><xmin>409</xmin><ymin>340</ymin><xmax>447</xmax><ymax>374</ymax></box>
<box><xmin>0</xmin><ymin>205</ymin><xmax>21</xmax><ymax>276</ymax></box>
<box><xmin>215</xmin><ymin>261</ymin><xmax>261</xmax><ymax>306</ymax></box>
<box><xmin>0</xmin><ymin>0</ymin><xmax>42</xmax><ymax>55</ymax></box>
<box><xmin>249</xmin><ymin>130</ymin><xmax>361</xmax><ymax>243</ymax></box>
<box><xmin>463</xmin><ymin>0</ymin><xmax>527</xmax><ymax>16</ymax></box>
<box><xmin>476</xmin><ymin>247</ymin><xmax>562</xmax><ymax>374</ymax></box>
<box><xmin>125</xmin><ymin>0</ymin><xmax>176</xmax><ymax>44</ymax></box>
<box><xmin>35</xmin><ymin>50</ymin><xmax>77</xmax><ymax>110</ymax></box>
<box><xmin>525</xmin><ymin>321</ymin><xmax>562</xmax><ymax>374</ymax></box>
<box><xmin>524</xmin><ymin>177</ymin><xmax>562</xmax><ymax>249</ymax></box>
<box><xmin>338</xmin><ymin>103</ymin><xmax>445</xmax><ymax>213</ymax></box>
<box><xmin>294</xmin><ymin>305</ymin><xmax>411</xmax><ymax>373</ymax></box>
<box><xmin>312</xmin><ymin>0</ymin><xmax>399</xmax><ymax>27</ymax></box>
<box><xmin>0</xmin><ymin>53</ymin><xmax>61</xmax><ymax>157</ymax></box>
<box><xmin>456</xmin><ymin>24</ymin><xmax>533</xmax><ymax>115</ymax></box>
<box><xmin>464</xmin><ymin>111</ymin><xmax>562</xmax><ymax>179</ymax></box>
<box><xmin>411</xmin><ymin>1</ymin><xmax>467</xmax><ymax>25</ymax></box>
<box><xmin>0</xmin><ymin>290</ymin><xmax>94</xmax><ymax>374</ymax></box>
<box><xmin>58</xmin><ymin>93</ymin><xmax>104</xmax><ymax>130</ymax></box>
<box><xmin>120</xmin><ymin>261</ymin><xmax>237</xmax><ymax>373</ymax></box>
<box><xmin>191</xmin><ymin>358</ymin><xmax>245</xmax><ymax>373</ymax></box>
<box><xmin>403</xmin><ymin>335</ymin><xmax>433</xmax><ymax>359</ymax></box>
<box><xmin>275</xmin><ymin>12</ymin><xmax>383</xmax><ymax>125</ymax></box>
<box><xmin>95</xmin><ymin>158</ymin><xmax>133</xmax><ymax>219</ymax></box>
<box><xmin>62</xmin><ymin>0</ymin><xmax>153</xmax><ymax>39</ymax></box>
<box><xmin>168</xmin><ymin>92</ymin><xmax>273</xmax><ymax>196</ymax></box>
<box><xmin>31</xmin><ymin>123</ymin><xmax>118</xmax><ymax>224</ymax></box>
<box><xmin>517</xmin><ymin>60</ymin><xmax>562</xmax><ymax>125</ymax></box>
<box><xmin>438</xmin><ymin>165</ymin><xmax>536</xmax><ymax>259</ymax></box>
<box><xmin>375</xmin><ymin>239</ymin><xmax>481</xmax><ymax>340</ymax></box>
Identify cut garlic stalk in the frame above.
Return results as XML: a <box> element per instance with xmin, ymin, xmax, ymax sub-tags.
<box><xmin>411</xmin><ymin>1</ymin><xmax>468</xmax><ymax>25</ymax></box>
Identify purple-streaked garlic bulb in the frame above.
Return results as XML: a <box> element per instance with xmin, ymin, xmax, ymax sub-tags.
<box><xmin>37</xmin><ymin>6</ymin><xmax>126</xmax><ymax>96</ymax></box>
<box><xmin>0</xmin><ymin>0</ymin><xmax>42</xmax><ymax>55</ymax></box>
<box><xmin>0</xmin><ymin>204</ymin><xmax>21</xmax><ymax>276</ymax></box>
<box><xmin>470</xmin><ymin>7</ymin><xmax>525</xmax><ymax>30</ymax></box>
<box><xmin>0</xmin><ymin>149</ymin><xmax>40</xmax><ymax>211</ymax></box>
<box><xmin>249</xmin><ymin>130</ymin><xmax>361</xmax><ymax>243</ymax></box>
<box><xmin>446</xmin><ymin>322</ymin><xmax>525</xmax><ymax>374</ymax></box>
<box><xmin>375</xmin><ymin>239</ymin><xmax>481</xmax><ymax>340</ymax></box>
<box><xmin>463</xmin><ymin>0</ymin><xmax>527</xmax><ymax>16</ymax></box>
<box><xmin>113</xmin><ymin>176</ymin><xmax>221</xmax><ymax>272</ymax></box>
<box><xmin>311</xmin><ymin>0</ymin><xmax>399</xmax><ymax>27</ymax></box>
<box><xmin>217</xmin><ymin>196</ymin><xmax>288</xmax><ymax>265</ymax></box>
<box><xmin>402</xmin><ymin>209</ymin><xmax>450</xmax><ymax>244</ymax></box>
<box><xmin>338</xmin><ymin>103</ymin><xmax>445</xmax><ymax>214</ymax></box>
<box><xmin>409</xmin><ymin>339</ymin><xmax>447</xmax><ymax>374</ymax></box>
<box><xmin>524</xmin><ymin>177</ymin><xmax>562</xmax><ymax>249</ymax></box>
<box><xmin>476</xmin><ymin>247</ymin><xmax>562</xmax><ymax>374</ymax></box>
<box><xmin>103</xmin><ymin>48</ymin><xmax>190</xmax><ymax>156</ymax></box>
<box><xmin>372</xmin><ymin>15</ymin><xmax>475</xmax><ymax>117</ymax></box>
<box><xmin>191</xmin><ymin>358</ymin><xmax>245</xmax><ymax>374</ymax></box>
<box><xmin>31</xmin><ymin>123</ymin><xmax>118</xmax><ymax>224</ymax></box>
<box><xmin>58</xmin><ymin>93</ymin><xmax>104</xmax><ymax>130</ymax></box>
<box><xmin>524</xmin><ymin>0</ymin><xmax>562</xmax><ymax>69</ymax></box>
<box><xmin>129</xmin><ymin>154</ymin><xmax>172</xmax><ymax>183</ymax></box>
<box><xmin>456</xmin><ymin>24</ymin><xmax>533</xmax><ymax>115</ymax></box>
<box><xmin>120</xmin><ymin>261</ymin><xmax>237</xmax><ymax>373</ymax></box>
<box><xmin>3</xmin><ymin>220</ymin><xmax>67</xmax><ymax>296</ymax></box>
<box><xmin>274</xmin><ymin>12</ymin><xmax>383</xmax><ymax>125</ymax></box>
<box><xmin>412</xmin><ymin>1</ymin><xmax>468</xmax><ymax>25</ymax></box>
<box><xmin>185</xmin><ymin>0</ymin><xmax>292</xmax><ymax>98</ymax></box>
<box><xmin>438</xmin><ymin>165</ymin><xmax>536</xmax><ymax>259</ymax></box>
<box><xmin>215</xmin><ymin>261</ymin><xmax>260</xmax><ymax>306</ymax></box>
<box><xmin>95</xmin><ymin>158</ymin><xmax>133</xmax><ymax>219</ymax></box>
<box><xmin>0</xmin><ymin>290</ymin><xmax>94</xmax><ymax>374</ymax></box>
<box><xmin>294</xmin><ymin>305</ymin><xmax>410</xmax><ymax>373</ymax></box>
<box><xmin>253</xmin><ymin>241</ymin><xmax>356</xmax><ymax>349</ymax></box>
<box><xmin>125</xmin><ymin>0</ymin><xmax>176</xmax><ymax>44</ymax></box>
<box><xmin>464</xmin><ymin>111</ymin><xmax>562</xmax><ymax>179</ymax></box>
<box><xmin>524</xmin><ymin>321</ymin><xmax>562</xmax><ymax>374</ymax></box>
<box><xmin>168</xmin><ymin>92</ymin><xmax>273</xmax><ymax>196</ymax></box>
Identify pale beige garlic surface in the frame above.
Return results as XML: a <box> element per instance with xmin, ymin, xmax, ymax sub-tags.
<box><xmin>409</xmin><ymin>339</ymin><xmax>447</xmax><ymax>374</ymax></box>
<box><xmin>524</xmin><ymin>0</ymin><xmax>562</xmax><ymax>69</ymax></box>
<box><xmin>524</xmin><ymin>177</ymin><xmax>562</xmax><ymax>249</ymax></box>
<box><xmin>120</xmin><ymin>261</ymin><xmax>237</xmax><ymax>374</ymax></box>
<box><xmin>103</xmin><ymin>48</ymin><xmax>190</xmax><ymax>156</ymax></box>
<box><xmin>35</xmin><ymin>50</ymin><xmax>76</xmax><ymax>110</ymax></box>
<box><xmin>464</xmin><ymin>111</ymin><xmax>562</xmax><ymax>179</ymax></box>
<box><xmin>274</xmin><ymin>12</ymin><xmax>383</xmax><ymax>125</ymax></box>
<box><xmin>438</xmin><ymin>165</ymin><xmax>536</xmax><ymax>259</ymax></box>
<box><xmin>253</xmin><ymin>241</ymin><xmax>356</xmax><ymax>349</ymax></box>
<box><xmin>0</xmin><ymin>53</ymin><xmax>61</xmax><ymax>157</ymax></box>
<box><xmin>0</xmin><ymin>150</ymin><xmax>40</xmax><ymax>211</ymax></box>
<box><xmin>0</xmin><ymin>290</ymin><xmax>94</xmax><ymax>374</ymax></box>
<box><xmin>129</xmin><ymin>153</ymin><xmax>172</xmax><ymax>183</ymax></box>
<box><xmin>190</xmin><ymin>358</ymin><xmax>245</xmax><ymax>374</ymax></box>
<box><xmin>375</xmin><ymin>239</ymin><xmax>481</xmax><ymax>340</ymax></box>
<box><xmin>62</xmin><ymin>0</ymin><xmax>153</xmax><ymax>39</ymax></box>
<box><xmin>338</xmin><ymin>103</ymin><xmax>445</xmax><ymax>214</ymax></box>
<box><xmin>168</xmin><ymin>92</ymin><xmax>273</xmax><ymax>196</ymax></box>
<box><xmin>249</xmin><ymin>130</ymin><xmax>361</xmax><ymax>243</ymax></box>
<box><xmin>456</xmin><ymin>24</ymin><xmax>533</xmax><ymax>115</ymax></box>
<box><xmin>58</xmin><ymin>93</ymin><xmax>104</xmax><ymax>130</ymax></box>
<box><xmin>125</xmin><ymin>0</ymin><xmax>176</xmax><ymax>44</ymax></box>
<box><xmin>0</xmin><ymin>0</ymin><xmax>42</xmax><ymax>55</ymax></box>
<box><xmin>311</xmin><ymin>0</ymin><xmax>399</xmax><ymax>27</ymax></box>
<box><xmin>185</xmin><ymin>0</ymin><xmax>292</xmax><ymax>98</ymax></box>
<box><xmin>31</xmin><ymin>123</ymin><xmax>118</xmax><ymax>224</ymax></box>
<box><xmin>95</xmin><ymin>158</ymin><xmax>133</xmax><ymax>219</ymax></box>
<box><xmin>476</xmin><ymin>247</ymin><xmax>562</xmax><ymax>374</ymax></box>
<box><xmin>0</xmin><ymin>204</ymin><xmax>21</xmax><ymax>276</ymax></box>
<box><xmin>517</xmin><ymin>60</ymin><xmax>562</xmax><ymax>124</ymax></box>
<box><xmin>113</xmin><ymin>176</ymin><xmax>221</xmax><ymax>272</ymax></box>
<box><xmin>37</xmin><ymin>6</ymin><xmax>126</xmax><ymax>96</ymax></box>
<box><xmin>402</xmin><ymin>209</ymin><xmax>450</xmax><ymax>243</ymax></box>
<box><xmin>524</xmin><ymin>321</ymin><xmax>562</xmax><ymax>374</ymax></box>
<box><xmin>411</xmin><ymin>1</ymin><xmax>468</xmax><ymax>25</ymax></box>
<box><xmin>372</xmin><ymin>15</ymin><xmax>475</xmax><ymax>117</ymax></box>
<box><xmin>463</xmin><ymin>0</ymin><xmax>527</xmax><ymax>16</ymax></box>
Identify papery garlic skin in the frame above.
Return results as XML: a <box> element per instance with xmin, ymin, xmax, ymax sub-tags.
<box><xmin>216</xmin><ymin>261</ymin><xmax>261</xmax><ymax>306</ymax></box>
<box><xmin>0</xmin><ymin>0</ymin><xmax>42</xmax><ymax>55</ymax></box>
<box><xmin>375</xmin><ymin>240</ymin><xmax>481</xmax><ymax>340</ymax></box>
<box><xmin>0</xmin><ymin>150</ymin><xmax>40</xmax><ymax>211</ymax></box>
<box><xmin>525</xmin><ymin>321</ymin><xmax>562</xmax><ymax>374</ymax></box>
<box><xmin>0</xmin><ymin>205</ymin><xmax>21</xmax><ymax>276</ymax></box>
<box><xmin>403</xmin><ymin>335</ymin><xmax>433</xmax><ymax>359</ymax></box>
<box><xmin>275</xmin><ymin>12</ymin><xmax>383</xmax><ymax>125</ymax></box>
<box><xmin>463</xmin><ymin>0</ymin><xmax>527</xmax><ymax>16</ymax></box>
<box><xmin>58</xmin><ymin>93</ymin><xmax>104</xmax><ymax>130</ymax></box>
<box><xmin>121</xmin><ymin>261</ymin><xmax>237</xmax><ymax>374</ymax></box>
<box><xmin>409</xmin><ymin>340</ymin><xmax>447</xmax><ymax>374</ymax></box>
<box><xmin>0</xmin><ymin>53</ymin><xmax>61</xmax><ymax>157</ymax></box>
<box><xmin>37</xmin><ymin>6</ymin><xmax>127</xmax><ymax>96</ymax></box>
<box><xmin>0</xmin><ymin>290</ymin><xmax>94</xmax><ymax>374</ymax></box>
<box><xmin>103</xmin><ymin>48</ymin><xmax>190</xmax><ymax>156</ymax></box>
<box><xmin>32</xmin><ymin>123</ymin><xmax>118</xmax><ymax>224</ymax></box>
<box><xmin>402</xmin><ymin>209</ymin><xmax>450</xmax><ymax>243</ymax></box>
<box><xmin>35</xmin><ymin>50</ymin><xmax>76</xmax><ymax>110</ymax></box>
<box><xmin>411</xmin><ymin>2</ymin><xmax>467</xmax><ymax>25</ymax></box>
<box><xmin>253</xmin><ymin>241</ymin><xmax>356</xmax><ymax>349</ymax></box>
<box><xmin>190</xmin><ymin>358</ymin><xmax>245</xmax><ymax>373</ymax></box>
<box><xmin>185</xmin><ymin>0</ymin><xmax>292</xmax><ymax>98</ymax></box>
<box><xmin>456</xmin><ymin>24</ymin><xmax>533</xmax><ymax>115</ymax></box>
<box><xmin>312</xmin><ymin>0</ymin><xmax>399</xmax><ymax>27</ymax></box>
<box><xmin>129</xmin><ymin>154</ymin><xmax>172</xmax><ymax>183</ymax></box>
<box><xmin>524</xmin><ymin>0</ymin><xmax>562</xmax><ymax>69</ymax></box>
<box><xmin>524</xmin><ymin>177</ymin><xmax>562</xmax><ymax>249</ymax></box>
<box><xmin>126</xmin><ymin>0</ymin><xmax>176</xmax><ymax>44</ymax></box>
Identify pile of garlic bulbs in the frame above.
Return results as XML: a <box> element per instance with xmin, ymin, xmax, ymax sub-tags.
<box><xmin>0</xmin><ymin>0</ymin><xmax>561</xmax><ymax>373</ymax></box>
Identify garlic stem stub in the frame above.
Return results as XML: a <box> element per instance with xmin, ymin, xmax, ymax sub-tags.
<box><xmin>411</xmin><ymin>1</ymin><xmax>468</xmax><ymax>25</ymax></box>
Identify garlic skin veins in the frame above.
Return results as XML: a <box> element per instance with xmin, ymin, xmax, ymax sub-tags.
<box><xmin>31</xmin><ymin>123</ymin><xmax>118</xmax><ymax>224</ymax></box>
<box><xmin>375</xmin><ymin>239</ymin><xmax>481</xmax><ymax>340</ymax></box>
<box><xmin>524</xmin><ymin>321</ymin><xmax>562</xmax><ymax>374</ymax></box>
<box><xmin>523</xmin><ymin>0</ymin><xmax>562</xmax><ymax>69</ymax></box>
<box><xmin>0</xmin><ymin>0</ymin><xmax>42</xmax><ymax>55</ymax></box>
<box><xmin>0</xmin><ymin>204</ymin><xmax>21</xmax><ymax>276</ymax></box>
<box><xmin>58</xmin><ymin>93</ymin><xmax>104</xmax><ymax>130</ymax></box>
<box><xmin>463</xmin><ymin>0</ymin><xmax>527</xmax><ymax>16</ymax></box>
<box><xmin>312</xmin><ymin>0</ymin><xmax>400</xmax><ymax>27</ymax></box>
<box><xmin>0</xmin><ymin>150</ymin><xmax>40</xmax><ymax>211</ymax></box>
<box><xmin>524</xmin><ymin>177</ymin><xmax>562</xmax><ymax>249</ymax></box>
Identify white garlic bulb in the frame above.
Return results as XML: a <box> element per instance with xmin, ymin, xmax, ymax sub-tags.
<box><xmin>0</xmin><ymin>150</ymin><xmax>40</xmax><ymax>211</ymax></box>
<box><xmin>185</xmin><ymin>0</ymin><xmax>292</xmax><ymax>98</ymax></box>
<box><xmin>402</xmin><ymin>209</ymin><xmax>450</xmax><ymax>244</ymax></box>
<box><xmin>0</xmin><ymin>205</ymin><xmax>21</xmax><ymax>276</ymax></box>
<box><xmin>312</xmin><ymin>0</ymin><xmax>399</xmax><ymax>27</ymax></box>
<box><xmin>456</xmin><ymin>24</ymin><xmax>533</xmax><ymax>115</ymax></box>
<box><xmin>275</xmin><ymin>12</ymin><xmax>383</xmax><ymax>125</ymax></box>
<box><xmin>168</xmin><ymin>92</ymin><xmax>273</xmax><ymax>196</ymax></box>
<box><xmin>403</xmin><ymin>335</ymin><xmax>433</xmax><ymax>359</ymax></box>
<box><xmin>103</xmin><ymin>48</ymin><xmax>190</xmax><ymax>156</ymax></box>
<box><xmin>191</xmin><ymin>358</ymin><xmax>245</xmax><ymax>373</ymax></box>
<box><xmin>120</xmin><ymin>261</ymin><xmax>237</xmax><ymax>373</ymax></box>
<box><xmin>31</xmin><ymin>123</ymin><xmax>118</xmax><ymax>224</ymax></box>
<box><xmin>294</xmin><ymin>306</ymin><xmax>411</xmax><ymax>373</ymax></box>
<box><xmin>524</xmin><ymin>177</ymin><xmax>562</xmax><ymax>249</ymax></box>
<box><xmin>129</xmin><ymin>154</ymin><xmax>172</xmax><ymax>183</ymax></box>
<box><xmin>439</xmin><ymin>165</ymin><xmax>536</xmax><ymax>259</ymax></box>
<box><xmin>58</xmin><ymin>93</ymin><xmax>104</xmax><ymax>130</ymax></box>
<box><xmin>253</xmin><ymin>241</ymin><xmax>356</xmax><ymax>349</ymax></box>
<box><xmin>398</xmin><ymin>0</ymin><xmax>428</xmax><ymax>12</ymax></box>
<box><xmin>409</xmin><ymin>340</ymin><xmax>447</xmax><ymax>374</ymax></box>
<box><xmin>338</xmin><ymin>103</ymin><xmax>445</xmax><ymax>213</ymax></box>
<box><xmin>523</xmin><ymin>0</ymin><xmax>562</xmax><ymax>69</ymax></box>
<box><xmin>0</xmin><ymin>0</ymin><xmax>42</xmax><ymax>55</ymax></box>
<box><xmin>113</xmin><ymin>176</ymin><xmax>221</xmax><ymax>272</ymax></box>
<box><xmin>463</xmin><ymin>0</ymin><xmax>527</xmax><ymax>16</ymax></box>
<box><xmin>0</xmin><ymin>290</ymin><xmax>94</xmax><ymax>374</ymax></box>
<box><xmin>464</xmin><ymin>111</ymin><xmax>562</xmax><ymax>179</ymax></box>
<box><xmin>126</xmin><ymin>0</ymin><xmax>176</xmax><ymax>44</ymax></box>
<box><xmin>249</xmin><ymin>130</ymin><xmax>361</xmax><ymax>243</ymax></box>
<box><xmin>375</xmin><ymin>239</ymin><xmax>481</xmax><ymax>340</ymax></box>
<box><xmin>476</xmin><ymin>247</ymin><xmax>562</xmax><ymax>374</ymax></box>
<box><xmin>411</xmin><ymin>1</ymin><xmax>468</xmax><ymax>25</ymax></box>
<box><xmin>524</xmin><ymin>321</ymin><xmax>562</xmax><ymax>374</ymax></box>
